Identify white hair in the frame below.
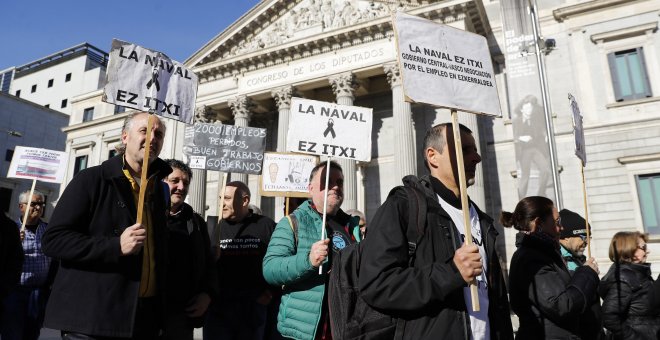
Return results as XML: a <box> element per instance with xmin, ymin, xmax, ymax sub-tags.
<box><xmin>19</xmin><ymin>190</ymin><xmax>44</xmax><ymax>203</ymax></box>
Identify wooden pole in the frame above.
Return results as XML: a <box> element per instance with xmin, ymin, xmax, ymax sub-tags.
<box><xmin>451</xmin><ymin>110</ymin><xmax>480</xmax><ymax>312</ymax></box>
<box><xmin>319</xmin><ymin>157</ymin><xmax>331</xmax><ymax>275</ymax></box>
<box><xmin>285</xmin><ymin>196</ymin><xmax>290</xmax><ymax>216</ymax></box>
<box><xmin>215</xmin><ymin>172</ymin><xmax>229</xmax><ymax>246</ymax></box>
<box><xmin>581</xmin><ymin>165</ymin><xmax>591</xmax><ymax>258</ymax></box>
<box><xmin>135</xmin><ymin>114</ymin><xmax>154</xmax><ymax>224</ymax></box>
<box><xmin>20</xmin><ymin>179</ymin><xmax>37</xmax><ymax>238</ymax></box>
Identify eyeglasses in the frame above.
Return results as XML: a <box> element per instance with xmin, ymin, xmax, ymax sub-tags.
<box><xmin>555</xmin><ymin>217</ymin><xmax>562</xmax><ymax>226</ymax></box>
<box><xmin>20</xmin><ymin>202</ymin><xmax>44</xmax><ymax>207</ymax></box>
<box><xmin>638</xmin><ymin>244</ymin><xmax>648</xmax><ymax>252</ymax></box>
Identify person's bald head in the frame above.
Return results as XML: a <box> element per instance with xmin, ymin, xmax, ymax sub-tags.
<box><xmin>222</xmin><ymin>181</ymin><xmax>251</xmax><ymax>222</ymax></box>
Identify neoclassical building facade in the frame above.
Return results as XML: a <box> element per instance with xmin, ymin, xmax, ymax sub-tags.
<box><xmin>59</xmin><ymin>0</ymin><xmax>660</xmax><ymax>273</ymax></box>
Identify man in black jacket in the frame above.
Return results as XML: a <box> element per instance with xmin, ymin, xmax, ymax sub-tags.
<box><xmin>359</xmin><ymin>123</ymin><xmax>513</xmax><ymax>339</ymax></box>
<box><xmin>161</xmin><ymin>159</ymin><xmax>217</xmax><ymax>340</ymax></box>
<box><xmin>42</xmin><ymin>112</ymin><xmax>171</xmax><ymax>340</ymax></box>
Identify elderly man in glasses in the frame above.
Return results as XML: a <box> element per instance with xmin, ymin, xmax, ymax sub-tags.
<box><xmin>0</xmin><ymin>190</ymin><xmax>55</xmax><ymax>340</ymax></box>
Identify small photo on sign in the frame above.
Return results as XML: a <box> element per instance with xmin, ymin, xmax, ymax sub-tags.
<box><xmin>260</xmin><ymin>152</ymin><xmax>319</xmax><ymax>197</ymax></box>
<box><xmin>189</xmin><ymin>156</ymin><xmax>206</xmax><ymax>170</ymax></box>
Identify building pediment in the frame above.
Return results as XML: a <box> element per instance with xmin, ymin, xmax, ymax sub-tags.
<box><xmin>187</xmin><ymin>0</ymin><xmax>492</xmax><ymax>83</ymax></box>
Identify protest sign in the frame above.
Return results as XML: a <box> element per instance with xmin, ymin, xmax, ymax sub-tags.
<box><xmin>568</xmin><ymin>93</ymin><xmax>586</xmax><ymax>166</ymax></box>
<box><xmin>183</xmin><ymin>123</ymin><xmax>267</xmax><ymax>175</ymax></box>
<box><xmin>394</xmin><ymin>11</ymin><xmax>501</xmax><ymax>117</ymax></box>
<box><xmin>568</xmin><ymin>93</ymin><xmax>591</xmax><ymax>257</ymax></box>
<box><xmin>103</xmin><ymin>39</ymin><xmax>198</xmax><ymax>124</ymax></box>
<box><xmin>8</xmin><ymin>146</ymin><xmax>68</xmax><ymax>183</ymax></box>
<box><xmin>260</xmin><ymin>152</ymin><xmax>318</xmax><ymax>197</ymax></box>
<box><xmin>287</xmin><ymin>97</ymin><xmax>373</xmax><ymax>162</ymax></box>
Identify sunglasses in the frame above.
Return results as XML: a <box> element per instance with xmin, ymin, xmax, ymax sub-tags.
<box><xmin>638</xmin><ymin>244</ymin><xmax>648</xmax><ymax>252</ymax></box>
<box><xmin>20</xmin><ymin>202</ymin><xmax>44</xmax><ymax>207</ymax></box>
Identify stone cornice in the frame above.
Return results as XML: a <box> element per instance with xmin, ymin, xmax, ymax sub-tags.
<box><xmin>552</xmin><ymin>0</ymin><xmax>642</xmax><ymax>23</ymax></box>
<box><xmin>591</xmin><ymin>22</ymin><xmax>658</xmax><ymax>43</ymax></box>
<box><xmin>191</xmin><ymin>0</ymin><xmax>485</xmax><ymax>84</ymax></box>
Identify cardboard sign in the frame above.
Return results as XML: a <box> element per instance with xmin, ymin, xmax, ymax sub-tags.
<box><xmin>7</xmin><ymin>146</ymin><xmax>68</xmax><ymax>183</ymax></box>
<box><xmin>103</xmin><ymin>39</ymin><xmax>198</xmax><ymax>124</ymax></box>
<box><xmin>183</xmin><ymin>123</ymin><xmax>267</xmax><ymax>175</ymax></box>
<box><xmin>287</xmin><ymin>97</ymin><xmax>373</xmax><ymax>162</ymax></box>
<box><xmin>260</xmin><ymin>152</ymin><xmax>319</xmax><ymax>197</ymax></box>
<box><xmin>568</xmin><ymin>93</ymin><xmax>587</xmax><ymax>166</ymax></box>
<box><xmin>394</xmin><ymin>11</ymin><xmax>501</xmax><ymax>117</ymax></box>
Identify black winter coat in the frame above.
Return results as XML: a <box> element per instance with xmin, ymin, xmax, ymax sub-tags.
<box><xmin>42</xmin><ymin>155</ymin><xmax>172</xmax><ymax>338</ymax></box>
<box><xmin>509</xmin><ymin>234</ymin><xmax>600</xmax><ymax>339</ymax></box>
<box><xmin>599</xmin><ymin>262</ymin><xmax>660</xmax><ymax>340</ymax></box>
<box><xmin>359</xmin><ymin>175</ymin><xmax>514</xmax><ymax>340</ymax></box>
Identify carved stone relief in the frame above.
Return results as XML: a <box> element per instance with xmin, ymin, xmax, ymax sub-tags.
<box><xmin>230</xmin><ymin>0</ymin><xmax>392</xmax><ymax>57</ymax></box>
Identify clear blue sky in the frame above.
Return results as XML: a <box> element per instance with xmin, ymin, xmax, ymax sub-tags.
<box><xmin>0</xmin><ymin>0</ymin><xmax>261</xmax><ymax>70</ymax></box>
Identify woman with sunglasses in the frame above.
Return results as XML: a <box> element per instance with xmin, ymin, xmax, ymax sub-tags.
<box><xmin>502</xmin><ymin>196</ymin><xmax>600</xmax><ymax>339</ymax></box>
<box><xmin>599</xmin><ymin>232</ymin><xmax>660</xmax><ymax>339</ymax></box>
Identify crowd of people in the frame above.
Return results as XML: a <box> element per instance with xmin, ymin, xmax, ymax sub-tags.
<box><xmin>1</xmin><ymin>111</ymin><xmax>660</xmax><ymax>340</ymax></box>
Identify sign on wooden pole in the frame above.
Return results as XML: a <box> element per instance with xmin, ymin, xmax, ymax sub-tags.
<box><xmin>394</xmin><ymin>11</ymin><xmax>504</xmax><ymax>312</ymax></box>
<box><xmin>569</xmin><ymin>93</ymin><xmax>591</xmax><ymax>258</ymax></box>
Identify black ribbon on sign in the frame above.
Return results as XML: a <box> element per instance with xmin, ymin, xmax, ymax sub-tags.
<box><xmin>323</xmin><ymin>118</ymin><xmax>336</xmax><ymax>138</ymax></box>
<box><xmin>146</xmin><ymin>69</ymin><xmax>161</xmax><ymax>91</ymax></box>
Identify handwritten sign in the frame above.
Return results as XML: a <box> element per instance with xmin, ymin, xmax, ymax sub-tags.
<box><xmin>568</xmin><ymin>93</ymin><xmax>587</xmax><ymax>166</ymax></box>
<box><xmin>7</xmin><ymin>146</ymin><xmax>68</xmax><ymax>183</ymax></box>
<box><xmin>394</xmin><ymin>12</ymin><xmax>501</xmax><ymax>117</ymax></box>
<box><xmin>183</xmin><ymin>123</ymin><xmax>267</xmax><ymax>174</ymax></box>
<box><xmin>103</xmin><ymin>39</ymin><xmax>198</xmax><ymax>123</ymax></box>
<box><xmin>260</xmin><ymin>152</ymin><xmax>318</xmax><ymax>197</ymax></box>
<box><xmin>287</xmin><ymin>97</ymin><xmax>373</xmax><ymax>162</ymax></box>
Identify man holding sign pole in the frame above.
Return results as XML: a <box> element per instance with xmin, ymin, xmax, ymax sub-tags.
<box><xmin>42</xmin><ymin>112</ymin><xmax>171</xmax><ymax>340</ymax></box>
<box><xmin>263</xmin><ymin>161</ymin><xmax>361</xmax><ymax>340</ymax></box>
<box><xmin>359</xmin><ymin>124</ymin><xmax>513</xmax><ymax>340</ymax></box>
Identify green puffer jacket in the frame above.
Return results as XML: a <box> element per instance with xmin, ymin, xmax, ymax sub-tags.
<box><xmin>263</xmin><ymin>200</ymin><xmax>361</xmax><ymax>340</ymax></box>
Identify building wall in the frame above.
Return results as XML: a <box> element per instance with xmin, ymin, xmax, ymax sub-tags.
<box><xmin>0</xmin><ymin>92</ymin><xmax>68</xmax><ymax>221</ymax></box>
<box><xmin>10</xmin><ymin>54</ymin><xmax>105</xmax><ymax>116</ymax></box>
<box><xmin>484</xmin><ymin>0</ymin><xmax>660</xmax><ymax>274</ymax></box>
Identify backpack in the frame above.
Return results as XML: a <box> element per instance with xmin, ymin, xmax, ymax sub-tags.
<box><xmin>328</xmin><ymin>183</ymin><xmax>428</xmax><ymax>340</ymax></box>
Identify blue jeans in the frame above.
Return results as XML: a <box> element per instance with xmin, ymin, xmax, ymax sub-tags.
<box><xmin>203</xmin><ymin>299</ymin><xmax>266</xmax><ymax>340</ymax></box>
<box><xmin>0</xmin><ymin>286</ymin><xmax>47</xmax><ymax>340</ymax></box>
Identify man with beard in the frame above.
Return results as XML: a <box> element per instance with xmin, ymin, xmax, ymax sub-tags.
<box><xmin>559</xmin><ymin>209</ymin><xmax>604</xmax><ymax>340</ymax></box>
<box><xmin>263</xmin><ymin>161</ymin><xmax>361</xmax><ymax>340</ymax></box>
<box><xmin>359</xmin><ymin>123</ymin><xmax>513</xmax><ymax>340</ymax></box>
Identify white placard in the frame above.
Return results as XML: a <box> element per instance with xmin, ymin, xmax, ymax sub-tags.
<box><xmin>394</xmin><ymin>11</ymin><xmax>502</xmax><ymax>117</ymax></box>
<box><xmin>7</xmin><ymin>146</ymin><xmax>68</xmax><ymax>183</ymax></box>
<box><xmin>287</xmin><ymin>98</ymin><xmax>373</xmax><ymax>162</ymax></box>
<box><xmin>261</xmin><ymin>152</ymin><xmax>319</xmax><ymax>197</ymax></box>
<box><xmin>103</xmin><ymin>39</ymin><xmax>198</xmax><ymax>124</ymax></box>
<box><xmin>568</xmin><ymin>93</ymin><xmax>587</xmax><ymax>166</ymax></box>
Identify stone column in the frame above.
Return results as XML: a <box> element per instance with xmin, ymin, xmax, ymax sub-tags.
<box><xmin>186</xmin><ymin>105</ymin><xmax>217</xmax><ymax>216</ymax></box>
<box><xmin>329</xmin><ymin>72</ymin><xmax>359</xmax><ymax>211</ymax></box>
<box><xmin>434</xmin><ymin>108</ymin><xmax>486</xmax><ymax>208</ymax></box>
<box><xmin>384</xmin><ymin>63</ymin><xmax>417</xmax><ymax>181</ymax></box>
<box><xmin>272</xmin><ymin>86</ymin><xmax>295</xmax><ymax>221</ymax></box>
<box><xmin>228</xmin><ymin>95</ymin><xmax>253</xmax><ymax>184</ymax></box>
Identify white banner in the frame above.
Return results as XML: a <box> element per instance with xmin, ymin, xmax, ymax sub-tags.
<box><xmin>287</xmin><ymin>97</ymin><xmax>373</xmax><ymax>162</ymax></box>
<box><xmin>261</xmin><ymin>152</ymin><xmax>318</xmax><ymax>197</ymax></box>
<box><xmin>568</xmin><ymin>93</ymin><xmax>587</xmax><ymax>166</ymax></box>
<box><xmin>394</xmin><ymin>11</ymin><xmax>502</xmax><ymax>117</ymax></box>
<box><xmin>7</xmin><ymin>146</ymin><xmax>68</xmax><ymax>183</ymax></box>
<box><xmin>103</xmin><ymin>39</ymin><xmax>198</xmax><ymax>124</ymax></box>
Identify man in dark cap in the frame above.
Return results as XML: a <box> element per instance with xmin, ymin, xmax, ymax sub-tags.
<box><xmin>559</xmin><ymin>209</ymin><xmax>603</xmax><ymax>340</ymax></box>
<box><xmin>559</xmin><ymin>209</ymin><xmax>590</xmax><ymax>272</ymax></box>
